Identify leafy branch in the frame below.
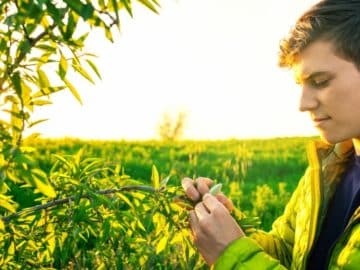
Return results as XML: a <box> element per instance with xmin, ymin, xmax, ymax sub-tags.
<box><xmin>2</xmin><ymin>185</ymin><xmax>158</xmax><ymax>224</ymax></box>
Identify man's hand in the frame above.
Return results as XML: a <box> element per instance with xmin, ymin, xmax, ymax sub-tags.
<box><xmin>189</xmin><ymin>193</ymin><xmax>245</xmax><ymax>265</ymax></box>
<box><xmin>181</xmin><ymin>177</ymin><xmax>234</xmax><ymax>211</ymax></box>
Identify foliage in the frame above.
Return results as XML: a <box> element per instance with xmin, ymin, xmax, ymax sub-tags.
<box><xmin>1</xmin><ymin>150</ymin><xmax>203</xmax><ymax>268</ymax></box>
<box><xmin>0</xmin><ymin>0</ymin><xmax>160</xmax><ymax>212</ymax></box>
<box><xmin>0</xmin><ymin>0</ymin><xmax>209</xmax><ymax>268</ymax></box>
<box><xmin>29</xmin><ymin>136</ymin><xmax>314</xmax><ymax>230</ymax></box>
<box><xmin>250</xmin><ymin>182</ymin><xmax>291</xmax><ymax>230</ymax></box>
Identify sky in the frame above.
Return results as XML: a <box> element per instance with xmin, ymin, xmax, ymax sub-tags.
<box><xmin>30</xmin><ymin>0</ymin><xmax>321</xmax><ymax>140</ymax></box>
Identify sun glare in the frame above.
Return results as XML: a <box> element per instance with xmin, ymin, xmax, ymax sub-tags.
<box><xmin>29</xmin><ymin>0</ymin><xmax>320</xmax><ymax>140</ymax></box>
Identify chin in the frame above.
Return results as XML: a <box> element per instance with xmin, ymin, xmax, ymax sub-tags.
<box><xmin>320</xmin><ymin>131</ymin><xmax>352</xmax><ymax>145</ymax></box>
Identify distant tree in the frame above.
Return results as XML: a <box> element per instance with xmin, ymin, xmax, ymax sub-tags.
<box><xmin>158</xmin><ymin>110</ymin><xmax>187</xmax><ymax>141</ymax></box>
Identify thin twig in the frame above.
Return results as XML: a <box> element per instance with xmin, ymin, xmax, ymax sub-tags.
<box><xmin>1</xmin><ymin>185</ymin><xmax>157</xmax><ymax>224</ymax></box>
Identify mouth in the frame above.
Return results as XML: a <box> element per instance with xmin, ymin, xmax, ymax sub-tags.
<box><xmin>312</xmin><ymin>117</ymin><xmax>331</xmax><ymax>126</ymax></box>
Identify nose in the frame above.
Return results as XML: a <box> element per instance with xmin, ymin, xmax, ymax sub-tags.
<box><xmin>298</xmin><ymin>85</ymin><xmax>319</xmax><ymax>112</ymax></box>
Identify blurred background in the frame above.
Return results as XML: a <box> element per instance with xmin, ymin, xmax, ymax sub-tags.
<box><xmin>30</xmin><ymin>0</ymin><xmax>320</xmax><ymax>140</ymax></box>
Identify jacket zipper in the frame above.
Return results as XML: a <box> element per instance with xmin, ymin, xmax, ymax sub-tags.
<box><xmin>302</xmin><ymin>141</ymin><xmax>356</xmax><ymax>269</ymax></box>
<box><xmin>303</xmin><ymin>171</ymin><xmax>324</xmax><ymax>269</ymax></box>
<box><xmin>302</xmin><ymin>143</ymin><xmax>325</xmax><ymax>270</ymax></box>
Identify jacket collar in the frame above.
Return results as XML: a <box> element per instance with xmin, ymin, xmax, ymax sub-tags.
<box><xmin>308</xmin><ymin>139</ymin><xmax>355</xmax><ymax>188</ymax></box>
<box><xmin>312</xmin><ymin>139</ymin><xmax>354</xmax><ymax>165</ymax></box>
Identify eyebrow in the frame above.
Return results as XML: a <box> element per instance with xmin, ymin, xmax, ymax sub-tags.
<box><xmin>295</xmin><ymin>71</ymin><xmax>335</xmax><ymax>84</ymax></box>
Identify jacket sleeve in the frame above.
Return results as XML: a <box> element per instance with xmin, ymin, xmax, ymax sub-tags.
<box><xmin>214</xmin><ymin>174</ymin><xmax>306</xmax><ymax>269</ymax></box>
<box><xmin>214</xmin><ymin>237</ymin><xmax>287</xmax><ymax>269</ymax></box>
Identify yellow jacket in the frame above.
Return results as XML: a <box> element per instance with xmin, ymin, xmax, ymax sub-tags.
<box><xmin>215</xmin><ymin>140</ymin><xmax>360</xmax><ymax>269</ymax></box>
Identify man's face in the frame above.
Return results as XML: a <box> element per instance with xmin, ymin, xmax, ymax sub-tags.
<box><xmin>293</xmin><ymin>40</ymin><xmax>360</xmax><ymax>144</ymax></box>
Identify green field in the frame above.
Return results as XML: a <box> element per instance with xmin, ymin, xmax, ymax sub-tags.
<box><xmin>29</xmin><ymin>135</ymin><xmax>317</xmax><ymax>231</ymax></box>
<box><xmin>2</xmin><ymin>135</ymin><xmax>320</xmax><ymax>268</ymax></box>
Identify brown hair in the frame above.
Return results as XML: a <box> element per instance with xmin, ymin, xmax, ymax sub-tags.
<box><xmin>278</xmin><ymin>0</ymin><xmax>360</xmax><ymax>69</ymax></box>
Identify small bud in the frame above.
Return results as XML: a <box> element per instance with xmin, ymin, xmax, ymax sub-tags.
<box><xmin>209</xmin><ymin>183</ymin><xmax>222</xmax><ymax>195</ymax></box>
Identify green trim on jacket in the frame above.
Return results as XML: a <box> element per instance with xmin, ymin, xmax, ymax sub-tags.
<box><xmin>215</xmin><ymin>237</ymin><xmax>286</xmax><ymax>269</ymax></box>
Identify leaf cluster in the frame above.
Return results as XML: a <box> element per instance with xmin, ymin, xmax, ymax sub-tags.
<box><xmin>1</xmin><ymin>150</ymin><xmax>204</xmax><ymax>268</ymax></box>
<box><xmin>0</xmin><ymin>1</ymin><xmax>208</xmax><ymax>269</ymax></box>
<box><xmin>0</xmin><ymin>0</ymin><xmax>159</xmax><ymax>223</ymax></box>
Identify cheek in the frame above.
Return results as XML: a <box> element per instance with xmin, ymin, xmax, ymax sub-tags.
<box><xmin>324</xmin><ymin>84</ymin><xmax>360</xmax><ymax>118</ymax></box>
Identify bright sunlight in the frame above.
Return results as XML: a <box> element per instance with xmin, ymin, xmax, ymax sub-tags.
<box><xmin>30</xmin><ymin>0</ymin><xmax>320</xmax><ymax>140</ymax></box>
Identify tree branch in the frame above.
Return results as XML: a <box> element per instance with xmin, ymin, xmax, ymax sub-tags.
<box><xmin>10</xmin><ymin>24</ymin><xmax>57</xmax><ymax>74</ymax></box>
<box><xmin>1</xmin><ymin>185</ymin><xmax>157</xmax><ymax>224</ymax></box>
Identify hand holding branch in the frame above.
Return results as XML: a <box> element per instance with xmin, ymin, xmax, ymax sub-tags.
<box><xmin>181</xmin><ymin>177</ymin><xmax>245</xmax><ymax>265</ymax></box>
<box><xmin>190</xmin><ymin>193</ymin><xmax>245</xmax><ymax>265</ymax></box>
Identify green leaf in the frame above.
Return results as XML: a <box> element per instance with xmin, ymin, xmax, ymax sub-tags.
<box><xmin>72</xmin><ymin>59</ymin><xmax>95</xmax><ymax>84</ymax></box>
<box><xmin>37</xmin><ymin>69</ymin><xmax>50</xmax><ymax>88</ymax></box>
<box><xmin>52</xmin><ymin>154</ymin><xmax>73</xmax><ymax>170</ymax></box>
<box><xmin>21</xmin><ymin>82</ymin><xmax>32</xmax><ymax>111</ymax></box>
<box><xmin>10</xmin><ymin>103</ymin><xmax>22</xmax><ymax>140</ymax></box>
<box><xmin>63</xmin><ymin>78</ymin><xmax>83</xmax><ymax>104</ymax></box>
<box><xmin>4</xmin><ymin>95</ymin><xmax>19</xmax><ymax>104</ymax></box>
<box><xmin>0</xmin><ymin>39</ymin><xmax>7</xmax><ymax>51</ymax></box>
<box><xmin>13</xmin><ymin>152</ymin><xmax>37</xmax><ymax>167</ymax></box>
<box><xmin>81</xmin><ymin>3</ymin><xmax>94</xmax><ymax>20</ymax></box>
<box><xmin>10</xmin><ymin>72</ymin><xmax>22</xmax><ymax>96</ymax></box>
<box><xmin>0</xmin><ymin>195</ymin><xmax>17</xmax><ymax>213</ymax></box>
<box><xmin>160</xmin><ymin>175</ymin><xmax>170</xmax><ymax>188</ymax></box>
<box><xmin>17</xmin><ymin>39</ymin><xmax>32</xmax><ymax>56</ymax></box>
<box><xmin>36</xmin><ymin>44</ymin><xmax>57</xmax><ymax>52</ymax></box>
<box><xmin>19</xmin><ymin>146</ymin><xmax>36</xmax><ymax>153</ymax></box>
<box><xmin>120</xmin><ymin>0</ymin><xmax>133</xmax><ymax>17</ymax></box>
<box><xmin>44</xmin><ymin>1</ymin><xmax>64</xmax><ymax>24</ymax></box>
<box><xmin>30</xmin><ymin>99</ymin><xmax>52</xmax><ymax>106</ymax></box>
<box><xmin>65</xmin><ymin>11</ymin><xmax>77</xmax><ymax>39</ymax></box>
<box><xmin>137</xmin><ymin>219</ymin><xmax>146</xmax><ymax>232</ymax></box>
<box><xmin>209</xmin><ymin>183</ymin><xmax>222</xmax><ymax>195</ymax></box>
<box><xmin>32</xmin><ymin>86</ymin><xmax>66</xmax><ymax>98</ymax></box>
<box><xmin>0</xmin><ymin>220</ymin><xmax>4</xmax><ymax>231</ymax></box>
<box><xmin>104</xmin><ymin>27</ymin><xmax>114</xmax><ymax>42</ymax></box>
<box><xmin>116</xmin><ymin>193</ymin><xmax>134</xmax><ymax>209</ymax></box>
<box><xmin>156</xmin><ymin>235</ymin><xmax>168</xmax><ymax>254</ymax></box>
<box><xmin>111</xmin><ymin>0</ymin><xmax>121</xmax><ymax>25</ymax></box>
<box><xmin>34</xmin><ymin>177</ymin><xmax>57</xmax><ymax>198</ymax></box>
<box><xmin>32</xmin><ymin>169</ymin><xmax>57</xmax><ymax>198</ymax></box>
<box><xmin>8</xmin><ymin>242</ymin><xmax>15</xmax><ymax>256</ymax></box>
<box><xmin>59</xmin><ymin>53</ymin><xmax>68</xmax><ymax>79</ymax></box>
<box><xmin>151</xmin><ymin>165</ymin><xmax>160</xmax><ymax>189</ymax></box>
<box><xmin>28</xmin><ymin>118</ymin><xmax>48</xmax><ymax>128</ymax></box>
<box><xmin>36</xmin><ymin>52</ymin><xmax>52</xmax><ymax>69</ymax></box>
<box><xmin>63</xmin><ymin>0</ymin><xmax>83</xmax><ymax>15</ymax></box>
<box><xmin>138</xmin><ymin>0</ymin><xmax>159</xmax><ymax>14</ymax></box>
<box><xmin>86</xmin><ymin>59</ymin><xmax>102</xmax><ymax>80</ymax></box>
<box><xmin>99</xmin><ymin>0</ymin><xmax>105</xmax><ymax>8</ymax></box>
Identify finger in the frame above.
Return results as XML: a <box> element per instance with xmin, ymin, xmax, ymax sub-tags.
<box><xmin>189</xmin><ymin>210</ymin><xmax>201</xmax><ymax>241</ymax></box>
<box><xmin>182</xmin><ymin>177</ymin><xmax>200</xmax><ymax>201</ymax></box>
<box><xmin>195</xmin><ymin>177</ymin><xmax>213</xmax><ymax>196</ymax></box>
<box><xmin>216</xmin><ymin>193</ymin><xmax>234</xmax><ymax>212</ymax></box>
<box><xmin>194</xmin><ymin>202</ymin><xmax>210</xmax><ymax>221</ymax></box>
<box><xmin>202</xmin><ymin>193</ymin><xmax>229</xmax><ymax>214</ymax></box>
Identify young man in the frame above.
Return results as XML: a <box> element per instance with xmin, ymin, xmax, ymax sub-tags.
<box><xmin>181</xmin><ymin>0</ymin><xmax>360</xmax><ymax>269</ymax></box>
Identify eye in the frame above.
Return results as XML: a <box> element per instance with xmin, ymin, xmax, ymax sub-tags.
<box><xmin>310</xmin><ymin>78</ymin><xmax>330</xmax><ymax>89</ymax></box>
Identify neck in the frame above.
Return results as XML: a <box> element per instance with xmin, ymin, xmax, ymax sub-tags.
<box><xmin>352</xmin><ymin>138</ymin><xmax>360</xmax><ymax>155</ymax></box>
